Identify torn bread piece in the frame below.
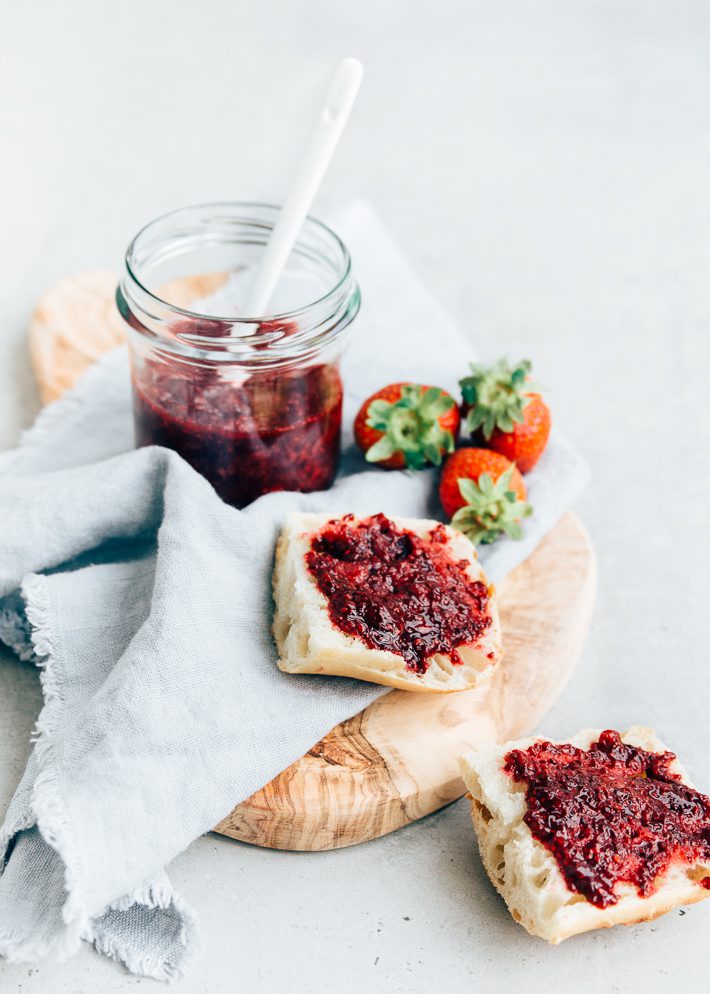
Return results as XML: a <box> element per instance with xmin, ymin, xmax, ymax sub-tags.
<box><xmin>273</xmin><ymin>511</ymin><xmax>501</xmax><ymax>693</ymax></box>
<box><xmin>460</xmin><ymin>726</ymin><xmax>710</xmax><ymax>943</ymax></box>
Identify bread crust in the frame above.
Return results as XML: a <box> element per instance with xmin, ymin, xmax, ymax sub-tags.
<box><xmin>272</xmin><ymin>512</ymin><xmax>502</xmax><ymax>693</ymax></box>
<box><xmin>460</xmin><ymin>726</ymin><xmax>710</xmax><ymax>942</ymax></box>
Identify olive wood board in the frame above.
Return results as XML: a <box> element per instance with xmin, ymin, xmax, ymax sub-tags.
<box><xmin>29</xmin><ymin>271</ymin><xmax>597</xmax><ymax>851</ymax></box>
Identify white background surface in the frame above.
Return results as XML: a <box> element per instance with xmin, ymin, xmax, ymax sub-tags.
<box><xmin>2</xmin><ymin>1</ymin><xmax>710</xmax><ymax>991</ymax></box>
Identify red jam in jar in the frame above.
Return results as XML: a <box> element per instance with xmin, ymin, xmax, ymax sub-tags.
<box><xmin>132</xmin><ymin>352</ymin><xmax>343</xmax><ymax>508</ymax></box>
<box><xmin>118</xmin><ymin>203</ymin><xmax>360</xmax><ymax>507</ymax></box>
<box><xmin>305</xmin><ymin>513</ymin><xmax>492</xmax><ymax>673</ymax></box>
<box><xmin>504</xmin><ymin>730</ymin><xmax>710</xmax><ymax>908</ymax></box>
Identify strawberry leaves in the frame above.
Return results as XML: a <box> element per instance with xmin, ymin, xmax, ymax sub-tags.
<box><xmin>365</xmin><ymin>385</ymin><xmax>456</xmax><ymax>470</ymax></box>
<box><xmin>451</xmin><ymin>465</ymin><xmax>532</xmax><ymax>544</ymax></box>
<box><xmin>460</xmin><ymin>358</ymin><xmax>533</xmax><ymax>440</ymax></box>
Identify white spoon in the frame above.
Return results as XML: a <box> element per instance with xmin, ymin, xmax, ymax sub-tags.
<box><xmin>241</xmin><ymin>56</ymin><xmax>364</xmax><ymax>319</ymax></box>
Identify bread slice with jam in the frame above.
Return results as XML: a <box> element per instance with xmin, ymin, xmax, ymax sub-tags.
<box><xmin>272</xmin><ymin>511</ymin><xmax>502</xmax><ymax>693</ymax></box>
<box><xmin>460</xmin><ymin>726</ymin><xmax>710</xmax><ymax>942</ymax></box>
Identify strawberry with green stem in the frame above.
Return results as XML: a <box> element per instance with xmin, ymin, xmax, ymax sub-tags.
<box><xmin>354</xmin><ymin>383</ymin><xmax>460</xmax><ymax>470</ymax></box>
<box><xmin>460</xmin><ymin>358</ymin><xmax>551</xmax><ymax>473</ymax></box>
<box><xmin>439</xmin><ymin>447</ymin><xmax>532</xmax><ymax>544</ymax></box>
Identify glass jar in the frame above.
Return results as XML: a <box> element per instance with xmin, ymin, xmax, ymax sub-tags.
<box><xmin>116</xmin><ymin>202</ymin><xmax>360</xmax><ymax>507</ymax></box>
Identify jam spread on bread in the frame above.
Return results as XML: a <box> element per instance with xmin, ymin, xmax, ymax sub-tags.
<box><xmin>305</xmin><ymin>513</ymin><xmax>492</xmax><ymax>673</ymax></box>
<box><xmin>504</xmin><ymin>730</ymin><xmax>710</xmax><ymax>907</ymax></box>
<box><xmin>132</xmin><ymin>322</ymin><xmax>342</xmax><ymax>508</ymax></box>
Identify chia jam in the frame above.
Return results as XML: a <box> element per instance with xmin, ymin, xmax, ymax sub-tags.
<box><xmin>504</xmin><ymin>730</ymin><xmax>710</xmax><ymax>908</ymax></box>
<box><xmin>304</xmin><ymin>513</ymin><xmax>492</xmax><ymax>673</ymax></box>
<box><xmin>133</xmin><ymin>352</ymin><xmax>343</xmax><ymax>508</ymax></box>
<box><xmin>118</xmin><ymin>203</ymin><xmax>361</xmax><ymax>509</ymax></box>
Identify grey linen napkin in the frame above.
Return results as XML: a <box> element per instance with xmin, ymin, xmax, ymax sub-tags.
<box><xmin>0</xmin><ymin>203</ymin><xmax>589</xmax><ymax>979</ymax></box>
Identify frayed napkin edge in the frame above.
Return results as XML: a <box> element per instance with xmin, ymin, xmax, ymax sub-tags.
<box><xmin>92</xmin><ymin>886</ymin><xmax>198</xmax><ymax>983</ymax></box>
<box><xmin>0</xmin><ymin>574</ymin><xmax>88</xmax><ymax>964</ymax></box>
<box><xmin>26</xmin><ymin>572</ymin><xmax>92</xmax><ymax>956</ymax></box>
<box><xmin>0</xmin><ymin>572</ymin><xmax>197</xmax><ymax>981</ymax></box>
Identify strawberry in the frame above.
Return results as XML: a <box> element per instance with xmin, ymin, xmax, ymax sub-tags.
<box><xmin>354</xmin><ymin>383</ymin><xmax>460</xmax><ymax>470</ymax></box>
<box><xmin>460</xmin><ymin>358</ymin><xmax>551</xmax><ymax>472</ymax></box>
<box><xmin>438</xmin><ymin>448</ymin><xmax>532</xmax><ymax>545</ymax></box>
<box><xmin>486</xmin><ymin>394</ymin><xmax>551</xmax><ymax>472</ymax></box>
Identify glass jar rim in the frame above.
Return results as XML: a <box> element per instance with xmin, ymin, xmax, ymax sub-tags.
<box><xmin>123</xmin><ymin>200</ymin><xmax>355</xmax><ymax>324</ymax></box>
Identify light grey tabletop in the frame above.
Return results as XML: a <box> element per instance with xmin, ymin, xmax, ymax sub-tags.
<box><xmin>2</xmin><ymin>1</ymin><xmax>710</xmax><ymax>991</ymax></box>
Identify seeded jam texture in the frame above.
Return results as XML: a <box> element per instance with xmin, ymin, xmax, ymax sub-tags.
<box><xmin>504</xmin><ymin>730</ymin><xmax>710</xmax><ymax>908</ymax></box>
<box><xmin>304</xmin><ymin>513</ymin><xmax>492</xmax><ymax>673</ymax></box>
<box><xmin>132</xmin><ymin>321</ymin><xmax>342</xmax><ymax>508</ymax></box>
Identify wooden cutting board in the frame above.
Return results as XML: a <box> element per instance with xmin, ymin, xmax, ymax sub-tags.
<box><xmin>29</xmin><ymin>272</ymin><xmax>597</xmax><ymax>851</ymax></box>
